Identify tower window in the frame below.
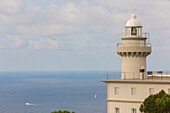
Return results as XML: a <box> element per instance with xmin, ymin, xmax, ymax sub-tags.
<box><xmin>132</xmin><ymin>108</ymin><xmax>136</xmax><ymax>113</ymax></box>
<box><xmin>115</xmin><ymin>108</ymin><xmax>119</xmax><ymax>113</ymax></box>
<box><xmin>131</xmin><ymin>88</ymin><xmax>136</xmax><ymax>95</ymax></box>
<box><xmin>131</xmin><ymin>27</ymin><xmax>137</xmax><ymax>35</ymax></box>
<box><xmin>115</xmin><ymin>87</ymin><xmax>119</xmax><ymax>95</ymax></box>
<box><xmin>149</xmin><ymin>88</ymin><xmax>154</xmax><ymax>94</ymax></box>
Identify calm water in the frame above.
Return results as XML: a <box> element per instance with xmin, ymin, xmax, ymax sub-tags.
<box><xmin>0</xmin><ymin>71</ymin><xmax>107</xmax><ymax>113</ymax></box>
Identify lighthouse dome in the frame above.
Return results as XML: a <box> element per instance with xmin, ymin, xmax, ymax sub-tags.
<box><xmin>126</xmin><ymin>14</ymin><xmax>142</xmax><ymax>27</ymax></box>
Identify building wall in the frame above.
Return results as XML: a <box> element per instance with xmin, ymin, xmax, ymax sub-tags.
<box><xmin>106</xmin><ymin>82</ymin><xmax>170</xmax><ymax>113</ymax></box>
<box><xmin>117</xmin><ymin>37</ymin><xmax>151</xmax><ymax>79</ymax></box>
<box><xmin>121</xmin><ymin>56</ymin><xmax>146</xmax><ymax>79</ymax></box>
<box><xmin>107</xmin><ymin>101</ymin><xmax>141</xmax><ymax>113</ymax></box>
<box><xmin>122</xmin><ymin>38</ymin><xmax>146</xmax><ymax>47</ymax></box>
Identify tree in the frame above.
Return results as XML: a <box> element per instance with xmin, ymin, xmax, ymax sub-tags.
<box><xmin>51</xmin><ymin>110</ymin><xmax>75</xmax><ymax>113</ymax></box>
<box><xmin>140</xmin><ymin>90</ymin><xmax>170</xmax><ymax>113</ymax></box>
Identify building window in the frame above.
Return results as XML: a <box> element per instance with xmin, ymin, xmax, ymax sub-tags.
<box><xmin>132</xmin><ymin>108</ymin><xmax>136</xmax><ymax>113</ymax></box>
<box><xmin>115</xmin><ymin>87</ymin><xmax>119</xmax><ymax>95</ymax></box>
<box><xmin>168</xmin><ymin>89</ymin><xmax>170</xmax><ymax>94</ymax></box>
<box><xmin>115</xmin><ymin>108</ymin><xmax>119</xmax><ymax>113</ymax></box>
<box><xmin>131</xmin><ymin>88</ymin><xmax>136</xmax><ymax>95</ymax></box>
<box><xmin>149</xmin><ymin>88</ymin><xmax>154</xmax><ymax>94</ymax></box>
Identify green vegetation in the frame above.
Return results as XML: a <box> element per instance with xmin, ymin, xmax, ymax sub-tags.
<box><xmin>51</xmin><ymin>110</ymin><xmax>75</xmax><ymax>113</ymax></box>
<box><xmin>140</xmin><ymin>90</ymin><xmax>170</xmax><ymax>113</ymax></box>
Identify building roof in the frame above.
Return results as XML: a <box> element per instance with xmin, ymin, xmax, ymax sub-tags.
<box><xmin>126</xmin><ymin>13</ymin><xmax>142</xmax><ymax>27</ymax></box>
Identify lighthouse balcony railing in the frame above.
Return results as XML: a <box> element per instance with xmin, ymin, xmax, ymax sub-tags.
<box><xmin>107</xmin><ymin>72</ymin><xmax>144</xmax><ymax>80</ymax></box>
<box><xmin>106</xmin><ymin>72</ymin><xmax>170</xmax><ymax>80</ymax></box>
<box><xmin>117</xmin><ymin>43</ymin><xmax>151</xmax><ymax>47</ymax></box>
<box><xmin>121</xmin><ymin>32</ymin><xmax>150</xmax><ymax>38</ymax></box>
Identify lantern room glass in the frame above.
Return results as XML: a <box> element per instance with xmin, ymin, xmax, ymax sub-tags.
<box><xmin>125</xmin><ymin>27</ymin><xmax>142</xmax><ymax>37</ymax></box>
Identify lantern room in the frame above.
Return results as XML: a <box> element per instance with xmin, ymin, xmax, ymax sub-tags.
<box><xmin>125</xmin><ymin>13</ymin><xmax>142</xmax><ymax>37</ymax></box>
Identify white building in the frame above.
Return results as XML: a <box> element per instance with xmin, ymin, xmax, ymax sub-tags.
<box><xmin>102</xmin><ymin>12</ymin><xmax>170</xmax><ymax>113</ymax></box>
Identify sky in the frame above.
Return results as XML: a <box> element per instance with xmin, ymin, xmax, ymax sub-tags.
<box><xmin>0</xmin><ymin>0</ymin><xmax>170</xmax><ymax>71</ymax></box>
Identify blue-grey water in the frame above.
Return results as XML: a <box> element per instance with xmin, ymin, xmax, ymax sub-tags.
<box><xmin>0</xmin><ymin>71</ymin><xmax>107</xmax><ymax>113</ymax></box>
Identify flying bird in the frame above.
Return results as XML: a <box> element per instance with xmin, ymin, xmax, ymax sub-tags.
<box><xmin>48</xmin><ymin>37</ymin><xmax>56</xmax><ymax>40</ymax></box>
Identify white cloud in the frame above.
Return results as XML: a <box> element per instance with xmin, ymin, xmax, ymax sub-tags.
<box><xmin>0</xmin><ymin>5</ymin><xmax>42</xmax><ymax>24</ymax></box>
<box><xmin>101</xmin><ymin>42</ymin><xmax>107</xmax><ymax>47</ymax></box>
<box><xmin>0</xmin><ymin>1</ymin><xmax>126</xmax><ymax>37</ymax></box>
<box><xmin>0</xmin><ymin>45</ymin><xmax>5</xmax><ymax>49</ymax></box>
<box><xmin>7</xmin><ymin>35</ymin><xmax>25</xmax><ymax>47</ymax></box>
<box><xmin>0</xmin><ymin>0</ymin><xmax>23</xmax><ymax>14</ymax></box>
<box><xmin>1</xmin><ymin>0</ymin><xmax>170</xmax><ymax>52</ymax></box>
<box><xmin>1</xmin><ymin>0</ymin><xmax>170</xmax><ymax>71</ymax></box>
<box><xmin>48</xmin><ymin>39</ymin><xmax>58</xmax><ymax>49</ymax></box>
<box><xmin>53</xmin><ymin>3</ymin><xmax>85</xmax><ymax>24</ymax></box>
<box><xmin>17</xmin><ymin>24</ymin><xmax>81</xmax><ymax>36</ymax></box>
<box><xmin>28</xmin><ymin>38</ymin><xmax>58</xmax><ymax>49</ymax></box>
<box><xmin>15</xmin><ymin>3</ymin><xmax>121</xmax><ymax>36</ymax></box>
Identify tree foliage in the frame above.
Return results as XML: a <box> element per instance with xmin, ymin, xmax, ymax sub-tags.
<box><xmin>140</xmin><ymin>90</ymin><xmax>170</xmax><ymax>113</ymax></box>
<box><xmin>51</xmin><ymin>110</ymin><xmax>75</xmax><ymax>113</ymax></box>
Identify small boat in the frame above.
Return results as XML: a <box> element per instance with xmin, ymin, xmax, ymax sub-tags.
<box><xmin>94</xmin><ymin>94</ymin><xmax>97</xmax><ymax>98</ymax></box>
<box><xmin>25</xmin><ymin>103</ymin><xmax>32</xmax><ymax>105</ymax></box>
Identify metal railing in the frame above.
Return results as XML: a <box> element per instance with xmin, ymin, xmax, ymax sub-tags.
<box><xmin>106</xmin><ymin>72</ymin><xmax>170</xmax><ymax>80</ymax></box>
<box><xmin>121</xmin><ymin>32</ymin><xmax>150</xmax><ymax>43</ymax></box>
<box><xmin>106</xmin><ymin>72</ymin><xmax>143</xmax><ymax>80</ymax></box>
<box><xmin>121</xmin><ymin>32</ymin><xmax>150</xmax><ymax>38</ymax></box>
<box><xmin>117</xmin><ymin>43</ymin><xmax>151</xmax><ymax>47</ymax></box>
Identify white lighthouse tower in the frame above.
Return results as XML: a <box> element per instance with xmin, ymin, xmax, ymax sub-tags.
<box><xmin>102</xmin><ymin>12</ymin><xmax>170</xmax><ymax>113</ymax></box>
<box><xmin>117</xmin><ymin>12</ymin><xmax>151</xmax><ymax>79</ymax></box>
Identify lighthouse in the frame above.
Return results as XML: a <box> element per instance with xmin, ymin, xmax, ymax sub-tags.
<box><xmin>117</xmin><ymin>13</ymin><xmax>151</xmax><ymax>79</ymax></box>
<box><xmin>102</xmin><ymin>12</ymin><xmax>170</xmax><ymax>113</ymax></box>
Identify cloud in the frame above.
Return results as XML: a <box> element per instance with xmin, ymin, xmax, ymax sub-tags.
<box><xmin>101</xmin><ymin>42</ymin><xmax>107</xmax><ymax>47</ymax></box>
<box><xmin>1</xmin><ymin>0</ymin><xmax>170</xmax><ymax>52</ymax></box>
<box><xmin>17</xmin><ymin>24</ymin><xmax>81</xmax><ymax>36</ymax></box>
<box><xmin>48</xmin><ymin>39</ymin><xmax>58</xmax><ymax>49</ymax></box>
<box><xmin>0</xmin><ymin>0</ymin><xmax>170</xmax><ymax>71</ymax></box>
<box><xmin>0</xmin><ymin>45</ymin><xmax>5</xmax><ymax>49</ymax></box>
<box><xmin>0</xmin><ymin>2</ymin><xmax>122</xmax><ymax>35</ymax></box>
<box><xmin>50</xmin><ymin>3</ymin><xmax>85</xmax><ymax>24</ymax></box>
<box><xmin>7</xmin><ymin>35</ymin><xmax>25</xmax><ymax>47</ymax></box>
<box><xmin>0</xmin><ymin>0</ymin><xmax>23</xmax><ymax>14</ymax></box>
<box><xmin>0</xmin><ymin>5</ymin><xmax>42</xmax><ymax>24</ymax></box>
<box><xmin>28</xmin><ymin>38</ymin><xmax>58</xmax><ymax>49</ymax></box>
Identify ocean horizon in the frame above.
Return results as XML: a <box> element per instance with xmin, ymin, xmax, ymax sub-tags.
<box><xmin>0</xmin><ymin>71</ymin><xmax>108</xmax><ymax>113</ymax></box>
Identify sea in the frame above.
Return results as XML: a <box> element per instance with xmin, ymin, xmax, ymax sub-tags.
<box><xmin>0</xmin><ymin>71</ymin><xmax>108</xmax><ymax>113</ymax></box>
